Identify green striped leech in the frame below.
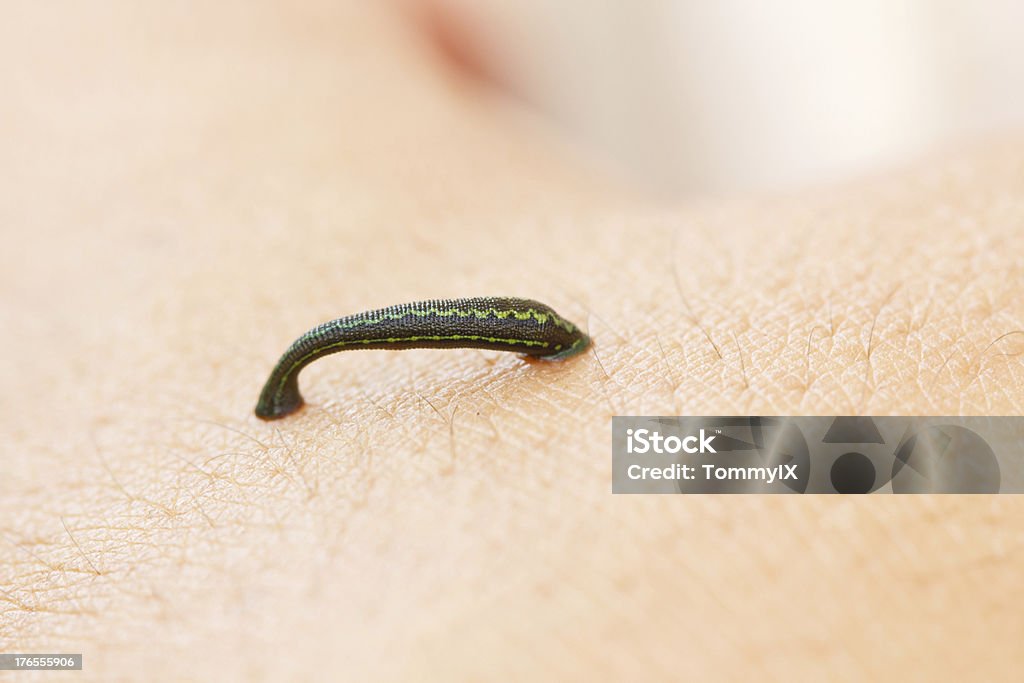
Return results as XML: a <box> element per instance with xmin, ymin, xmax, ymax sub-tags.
<box><xmin>255</xmin><ymin>297</ymin><xmax>590</xmax><ymax>420</ymax></box>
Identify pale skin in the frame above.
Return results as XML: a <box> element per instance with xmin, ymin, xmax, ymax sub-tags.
<box><xmin>2</xmin><ymin>2</ymin><xmax>1023</xmax><ymax>681</ymax></box>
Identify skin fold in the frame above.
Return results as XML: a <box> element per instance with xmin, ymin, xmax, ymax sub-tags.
<box><xmin>1</xmin><ymin>2</ymin><xmax>1023</xmax><ymax>681</ymax></box>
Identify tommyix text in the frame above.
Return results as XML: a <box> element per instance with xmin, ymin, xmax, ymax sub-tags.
<box><xmin>624</xmin><ymin>427</ymin><xmax>798</xmax><ymax>483</ymax></box>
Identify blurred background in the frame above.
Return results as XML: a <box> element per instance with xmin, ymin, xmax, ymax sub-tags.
<box><xmin>416</xmin><ymin>0</ymin><xmax>1024</xmax><ymax>195</ymax></box>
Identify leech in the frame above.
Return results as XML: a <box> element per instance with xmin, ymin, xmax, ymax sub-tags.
<box><xmin>255</xmin><ymin>297</ymin><xmax>590</xmax><ymax>420</ymax></box>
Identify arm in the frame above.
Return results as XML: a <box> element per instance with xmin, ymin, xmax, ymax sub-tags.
<box><xmin>1</xmin><ymin>3</ymin><xmax>1021</xmax><ymax>680</ymax></box>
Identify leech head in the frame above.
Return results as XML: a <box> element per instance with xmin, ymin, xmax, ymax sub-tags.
<box><xmin>541</xmin><ymin>332</ymin><xmax>592</xmax><ymax>361</ymax></box>
<box><xmin>253</xmin><ymin>297</ymin><xmax>590</xmax><ymax>421</ymax></box>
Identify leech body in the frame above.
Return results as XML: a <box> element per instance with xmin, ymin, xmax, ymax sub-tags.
<box><xmin>255</xmin><ymin>297</ymin><xmax>590</xmax><ymax>420</ymax></box>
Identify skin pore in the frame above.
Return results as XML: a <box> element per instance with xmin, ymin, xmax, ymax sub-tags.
<box><xmin>2</xmin><ymin>2</ymin><xmax>1023</xmax><ymax>680</ymax></box>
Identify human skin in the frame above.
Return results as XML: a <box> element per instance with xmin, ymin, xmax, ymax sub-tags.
<box><xmin>2</xmin><ymin>2</ymin><xmax>1023</xmax><ymax>681</ymax></box>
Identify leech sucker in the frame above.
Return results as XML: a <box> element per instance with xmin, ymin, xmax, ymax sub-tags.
<box><xmin>255</xmin><ymin>297</ymin><xmax>590</xmax><ymax>420</ymax></box>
